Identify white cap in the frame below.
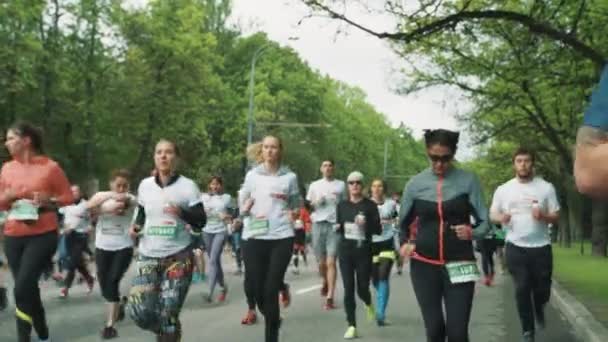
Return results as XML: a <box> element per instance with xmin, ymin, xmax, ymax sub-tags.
<box><xmin>347</xmin><ymin>171</ymin><xmax>364</xmax><ymax>183</ymax></box>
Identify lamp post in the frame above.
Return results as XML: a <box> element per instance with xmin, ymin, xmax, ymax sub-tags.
<box><xmin>247</xmin><ymin>44</ymin><xmax>270</xmax><ymax>146</ymax></box>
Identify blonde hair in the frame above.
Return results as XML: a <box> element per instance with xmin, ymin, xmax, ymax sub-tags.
<box><xmin>246</xmin><ymin>135</ymin><xmax>283</xmax><ymax>164</ymax></box>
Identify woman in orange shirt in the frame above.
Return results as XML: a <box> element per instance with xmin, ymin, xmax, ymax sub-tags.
<box><xmin>0</xmin><ymin>122</ymin><xmax>73</xmax><ymax>342</ymax></box>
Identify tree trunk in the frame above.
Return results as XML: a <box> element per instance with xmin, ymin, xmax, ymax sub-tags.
<box><xmin>559</xmin><ymin>196</ymin><xmax>571</xmax><ymax>247</ymax></box>
<box><xmin>591</xmin><ymin>199</ymin><xmax>608</xmax><ymax>257</ymax></box>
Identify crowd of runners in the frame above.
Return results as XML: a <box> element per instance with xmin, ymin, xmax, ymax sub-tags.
<box><xmin>0</xmin><ymin>120</ymin><xmax>569</xmax><ymax>342</ymax></box>
<box><xmin>2</xmin><ymin>64</ymin><xmax>608</xmax><ymax>342</ymax></box>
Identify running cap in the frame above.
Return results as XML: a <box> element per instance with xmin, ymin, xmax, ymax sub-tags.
<box><xmin>347</xmin><ymin>171</ymin><xmax>364</xmax><ymax>183</ymax></box>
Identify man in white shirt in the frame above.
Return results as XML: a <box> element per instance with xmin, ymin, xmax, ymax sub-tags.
<box><xmin>490</xmin><ymin>148</ymin><xmax>560</xmax><ymax>342</ymax></box>
<box><xmin>306</xmin><ymin>160</ymin><xmax>346</xmax><ymax>310</ymax></box>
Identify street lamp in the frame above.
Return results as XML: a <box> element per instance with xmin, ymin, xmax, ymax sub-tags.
<box><xmin>247</xmin><ymin>44</ymin><xmax>270</xmax><ymax>146</ymax></box>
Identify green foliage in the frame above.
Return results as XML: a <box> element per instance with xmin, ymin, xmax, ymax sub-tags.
<box><xmin>0</xmin><ymin>0</ymin><xmax>426</xmax><ymax>195</ymax></box>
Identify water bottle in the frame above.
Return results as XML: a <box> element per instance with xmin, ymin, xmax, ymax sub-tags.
<box><xmin>355</xmin><ymin>211</ymin><xmax>366</xmax><ymax>248</ymax></box>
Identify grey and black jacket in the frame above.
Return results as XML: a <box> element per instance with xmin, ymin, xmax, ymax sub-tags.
<box><xmin>399</xmin><ymin>167</ymin><xmax>489</xmax><ymax>264</ymax></box>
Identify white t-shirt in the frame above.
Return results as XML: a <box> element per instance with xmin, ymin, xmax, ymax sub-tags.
<box><xmin>60</xmin><ymin>200</ymin><xmax>90</xmax><ymax>234</ymax></box>
<box><xmin>201</xmin><ymin>193</ymin><xmax>232</xmax><ymax>234</ymax></box>
<box><xmin>306</xmin><ymin>178</ymin><xmax>346</xmax><ymax>223</ymax></box>
<box><xmin>95</xmin><ymin>192</ymin><xmax>136</xmax><ymax>251</ymax></box>
<box><xmin>136</xmin><ymin>176</ymin><xmax>202</xmax><ymax>258</ymax></box>
<box><xmin>372</xmin><ymin>199</ymin><xmax>398</xmax><ymax>243</ymax></box>
<box><xmin>490</xmin><ymin>177</ymin><xmax>560</xmax><ymax>248</ymax></box>
<box><xmin>240</xmin><ymin>165</ymin><xmax>300</xmax><ymax>240</ymax></box>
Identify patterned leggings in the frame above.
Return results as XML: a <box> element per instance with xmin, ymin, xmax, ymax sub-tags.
<box><xmin>126</xmin><ymin>248</ymin><xmax>194</xmax><ymax>336</ymax></box>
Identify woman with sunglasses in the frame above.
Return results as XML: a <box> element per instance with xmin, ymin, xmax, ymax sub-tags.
<box><xmin>336</xmin><ymin>171</ymin><xmax>381</xmax><ymax>339</ymax></box>
<box><xmin>398</xmin><ymin>129</ymin><xmax>489</xmax><ymax>342</ymax></box>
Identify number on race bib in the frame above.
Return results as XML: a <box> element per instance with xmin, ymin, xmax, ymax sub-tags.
<box><xmin>445</xmin><ymin>261</ymin><xmax>481</xmax><ymax>284</ymax></box>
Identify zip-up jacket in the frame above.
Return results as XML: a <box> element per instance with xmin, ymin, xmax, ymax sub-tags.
<box><xmin>399</xmin><ymin>167</ymin><xmax>489</xmax><ymax>265</ymax></box>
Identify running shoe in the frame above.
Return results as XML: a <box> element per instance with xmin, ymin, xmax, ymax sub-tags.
<box><xmin>279</xmin><ymin>284</ymin><xmax>291</xmax><ymax>308</ymax></box>
<box><xmin>218</xmin><ymin>285</ymin><xmax>228</xmax><ymax>303</ymax></box>
<box><xmin>366</xmin><ymin>304</ymin><xmax>376</xmax><ymax>322</ymax></box>
<box><xmin>535</xmin><ymin>303</ymin><xmax>546</xmax><ymax>330</ymax></box>
<box><xmin>522</xmin><ymin>331</ymin><xmax>535</xmax><ymax>342</ymax></box>
<box><xmin>323</xmin><ymin>297</ymin><xmax>336</xmax><ymax>310</ymax></box>
<box><xmin>320</xmin><ymin>282</ymin><xmax>328</xmax><ymax>297</ymax></box>
<box><xmin>241</xmin><ymin>310</ymin><xmax>257</xmax><ymax>325</ymax></box>
<box><xmin>100</xmin><ymin>326</ymin><xmax>118</xmax><ymax>339</ymax></box>
<box><xmin>343</xmin><ymin>326</ymin><xmax>357</xmax><ymax>339</ymax></box>
<box><xmin>191</xmin><ymin>272</ymin><xmax>202</xmax><ymax>284</ymax></box>
<box><xmin>86</xmin><ymin>276</ymin><xmax>95</xmax><ymax>294</ymax></box>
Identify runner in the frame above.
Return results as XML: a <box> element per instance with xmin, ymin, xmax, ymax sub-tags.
<box><xmin>58</xmin><ymin>185</ymin><xmax>95</xmax><ymax>298</ymax></box>
<box><xmin>230</xmin><ymin>207</ymin><xmax>244</xmax><ymax>275</ymax></box>
<box><xmin>391</xmin><ymin>191</ymin><xmax>404</xmax><ymax>275</ymax></box>
<box><xmin>0</xmin><ymin>210</ymin><xmax>7</xmax><ymax>311</ymax></box>
<box><xmin>490</xmin><ymin>147</ymin><xmax>560</xmax><ymax>342</ymax></box>
<box><xmin>478</xmin><ymin>226</ymin><xmax>497</xmax><ymax>286</ymax></box>
<box><xmin>87</xmin><ymin>169</ymin><xmax>136</xmax><ymax>339</ymax></box>
<box><xmin>126</xmin><ymin>139</ymin><xmax>206</xmax><ymax>342</ymax></box>
<box><xmin>574</xmin><ymin>64</ymin><xmax>608</xmax><ymax>196</ymax></box>
<box><xmin>306</xmin><ymin>159</ymin><xmax>346</xmax><ymax>309</ymax></box>
<box><xmin>0</xmin><ymin>121</ymin><xmax>73</xmax><ymax>342</ymax></box>
<box><xmin>494</xmin><ymin>224</ymin><xmax>507</xmax><ymax>274</ymax></box>
<box><xmin>201</xmin><ymin>176</ymin><xmax>232</xmax><ymax>303</ymax></box>
<box><xmin>292</xmin><ymin>197</ymin><xmax>311</xmax><ymax>275</ymax></box>
<box><xmin>369</xmin><ymin>178</ymin><xmax>398</xmax><ymax>326</ymax></box>
<box><xmin>335</xmin><ymin>171</ymin><xmax>381</xmax><ymax>339</ymax></box>
<box><xmin>399</xmin><ymin>129</ymin><xmax>490</xmax><ymax>342</ymax></box>
<box><xmin>240</xmin><ymin>135</ymin><xmax>299</xmax><ymax>342</ymax></box>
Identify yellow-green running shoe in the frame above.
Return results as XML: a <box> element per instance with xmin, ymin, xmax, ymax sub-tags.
<box><xmin>343</xmin><ymin>326</ymin><xmax>357</xmax><ymax>339</ymax></box>
<box><xmin>366</xmin><ymin>304</ymin><xmax>376</xmax><ymax>322</ymax></box>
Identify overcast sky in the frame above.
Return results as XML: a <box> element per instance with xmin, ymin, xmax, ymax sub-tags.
<box><xmin>229</xmin><ymin>0</ymin><xmax>474</xmax><ymax>158</ymax></box>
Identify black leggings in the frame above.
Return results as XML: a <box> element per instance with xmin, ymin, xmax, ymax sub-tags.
<box><xmin>410</xmin><ymin>259</ymin><xmax>475</xmax><ymax>342</ymax></box>
<box><xmin>4</xmin><ymin>231</ymin><xmax>58</xmax><ymax>342</ymax></box>
<box><xmin>96</xmin><ymin>247</ymin><xmax>134</xmax><ymax>302</ymax></box>
<box><xmin>64</xmin><ymin>232</ymin><xmax>93</xmax><ymax>289</ymax></box>
<box><xmin>506</xmin><ymin>243</ymin><xmax>553</xmax><ymax>334</ymax></box>
<box><xmin>339</xmin><ymin>240</ymin><xmax>372</xmax><ymax>327</ymax></box>
<box><xmin>242</xmin><ymin>237</ymin><xmax>293</xmax><ymax>342</ymax></box>
<box><xmin>479</xmin><ymin>239</ymin><xmax>496</xmax><ymax>277</ymax></box>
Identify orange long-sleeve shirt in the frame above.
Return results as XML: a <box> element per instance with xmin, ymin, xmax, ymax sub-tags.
<box><xmin>0</xmin><ymin>156</ymin><xmax>73</xmax><ymax>237</ymax></box>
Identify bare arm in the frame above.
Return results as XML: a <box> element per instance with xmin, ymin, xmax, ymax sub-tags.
<box><xmin>574</xmin><ymin>126</ymin><xmax>608</xmax><ymax>197</ymax></box>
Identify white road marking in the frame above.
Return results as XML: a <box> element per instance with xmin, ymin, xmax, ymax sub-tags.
<box><xmin>295</xmin><ymin>284</ymin><xmax>322</xmax><ymax>295</ymax></box>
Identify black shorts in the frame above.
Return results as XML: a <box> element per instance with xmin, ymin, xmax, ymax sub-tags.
<box><xmin>371</xmin><ymin>239</ymin><xmax>395</xmax><ymax>259</ymax></box>
<box><xmin>294</xmin><ymin>229</ymin><xmax>306</xmax><ymax>246</ymax></box>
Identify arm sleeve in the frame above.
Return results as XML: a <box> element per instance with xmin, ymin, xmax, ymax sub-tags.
<box><xmin>469</xmin><ymin>174</ymin><xmax>490</xmax><ymax>240</ymax></box>
<box><xmin>239</xmin><ymin>172</ymin><xmax>253</xmax><ymax>211</ymax></box>
<box><xmin>305</xmin><ymin>183</ymin><xmax>314</xmax><ymax>202</ymax></box>
<box><xmin>489</xmin><ymin>187</ymin><xmax>503</xmax><ymax>215</ymax></box>
<box><xmin>583</xmin><ymin>65</ymin><xmax>608</xmax><ymax>130</ymax></box>
<box><xmin>50</xmin><ymin>164</ymin><xmax>74</xmax><ymax>207</ymax></box>
<box><xmin>398</xmin><ymin>180</ymin><xmax>417</xmax><ymax>244</ymax></box>
<box><xmin>178</xmin><ymin>182</ymin><xmax>206</xmax><ymax>231</ymax></box>
<box><xmin>180</xmin><ymin>203</ymin><xmax>206</xmax><ymax>231</ymax></box>
<box><xmin>367</xmin><ymin>201</ymin><xmax>382</xmax><ymax>236</ymax></box>
<box><xmin>133</xmin><ymin>205</ymin><xmax>146</xmax><ymax>227</ymax></box>
<box><xmin>335</xmin><ymin>202</ymin><xmax>343</xmax><ymax>233</ymax></box>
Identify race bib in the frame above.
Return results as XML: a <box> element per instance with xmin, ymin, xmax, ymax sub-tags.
<box><xmin>8</xmin><ymin>200</ymin><xmax>39</xmax><ymax>221</ymax></box>
<box><xmin>207</xmin><ymin>213</ymin><xmax>223</xmax><ymax>225</ymax></box>
<box><xmin>249</xmin><ymin>218</ymin><xmax>269</xmax><ymax>237</ymax></box>
<box><xmin>146</xmin><ymin>219</ymin><xmax>180</xmax><ymax>238</ymax></box>
<box><xmin>344</xmin><ymin>222</ymin><xmax>364</xmax><ymax>241</ymax></box>
<box><xmin>101</xmin><ymin>222</ymin><xmax>126</xmax><ymax>236</ymax></box>
<box><xmin>445</xmin><ymin>261</ymin><xmax>480</xmax><ymax>284</ymax></box>
<box><xmin>294</xmin><ymin>219</ymin><xmax>304</xmax><ymax>230</ymax></box>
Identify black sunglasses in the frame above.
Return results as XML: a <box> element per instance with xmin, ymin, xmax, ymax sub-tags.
<box><xmin>348</xmin><ymin>181</ymin><xmax>362</xmax><ymax>185</ymax></box>
<box><xmin>428</xmin><ymin>154</ymin><xmax>453</xmax><ymax>163</ymax></box>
